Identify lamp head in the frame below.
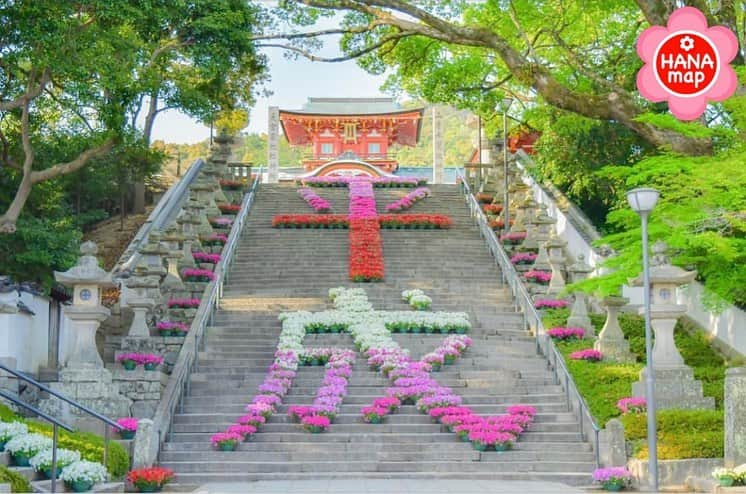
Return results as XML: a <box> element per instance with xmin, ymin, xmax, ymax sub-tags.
<box><xmin>498</xmin><ymin>96</ymin><xmax>514</xmax><ymax>113</ymax></box>
<box><xmin>626</xmin><ymin>187</ymin><xmax>660</xmax><ymax>215</ymax></box>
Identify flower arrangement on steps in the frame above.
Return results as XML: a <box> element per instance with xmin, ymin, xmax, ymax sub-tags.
<box><xmin>616</xmin><ymin>397</ymin><xmax>646</xmax><ymax>415</ymax></box>
<box><xmin>483</xmin><ymin>203</ymin><xmax>503</xmax><ymax>215</ymax></box>
<box><xmin>201</xmin><ymin>233</ymin><xmax>228</xmax><ymax>247</ymax></box>
<box><xmin>570</xmin><ymin>349</ymin><xmax>603</xmax><ymax>362</ymax></box>
<box><xmin>209</xmin><ymin>217</ymin><xmax>233</xmax><ymax>229</ymax></box>
<box><xmin>592</xmin><ymin>467</ymin><xmax>633</xmax><ymax>491</ymax></box>
<box><xmin>524</xmin><ymin>270</ymin><xmax>552</xmax><ymax>285</ymax></box>
<box><xmin>384</xmin><ymin>187</ymin><xmax>430</xmax><ymax>212</ymax></box>
<box><xmin>510</xmin><ymin>252</ymin><xmax>537</xmax><ymax>265</ymax></box>
<box><xmin>712</xmin><ymin>465</ymin><xmax>746</xmax><ymax>487</ymax></box>
<box><xmin>217</xmin><ymin>203</ymin><xmax>241</xmax><ymax>215</ymax></box>
<box><xmin>401</xmin><ymin>289</ymin><xmax>432</xmax><ymax>311</ymax></box>
<box><xmin>114</xmin><ymin>418</ymin><xmax>138</xmax><ymax>440</ymax></box>
<box><xmin>155</xmin><ymin>321</ymin><xmax>188</xmax><ymax>337</ymax></box>
<box><xmin>499</xmin><ymin>232</ymin><xmax>527</xmax><ymax>245</ymax></box>
<box><xmin>475</xmin><ymin>193</ymin><xmax>493</xmax><ymax>204</ymax></box>
<box><xmin>534</xmin><ymin>298</ymin><xmax>569</xmax><ymax>310</ymax></box>
<box><xmin>127</xmin><ymin>466</ymin><xmax>174</xmax><ymax>493</ymax></box>
<box><xmin>219</xmin><ymin>179</ymin><xmax>245</xmax><ymax>190</ymax></box>
<box><xmin>115</xmin><ymin>352</ymin><xmax>164</xmax><ymax>371</ymax></box>
<box><xmin>59</xmin><ymin>460</ymin><xmax>108</xmax><ymax>492</ymax></box>
<box><xmin>5</xmin><ymin>433</ymin><xmax>53</xmax><ymax>466</ymax></box>
<box><xmin>298</xmin><ymin>187</ymin><xmax>332</xmax><ymax>212</ymax></box>
<box><xmin>166</xmin><ymin>298</ymin><xmax>200</xmax><ymax>309</ymax></box>
<box><xmin>297</xmin><ymin>176</ymin><xmax>426</xmax><ymax>188</ymax></box>
<box><xmin>0</xmin><ymin>421</ymin><xmax>27</xmax><ymax>451</ymax></box>
<box><xmin>181</xmin><ymin>268</ymin><xmax>215</xmax><ymax>282</ymax></box>
<box><xmin>546</xmin><ymin>327</ymin><xmax>585</xmax><ymax>341</ymax></box>
<box><xmin>192</xmin><ymin>252</ymin><xmax>221</xmax><ymax>264</ymax></box>
<box><xmin>29</xmin><ymin>448</ymin><xmax>80</xmax><ymax>479</ymax></box>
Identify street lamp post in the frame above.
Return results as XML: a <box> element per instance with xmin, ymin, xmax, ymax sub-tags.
<box><xmin>626</xmin><ymin>187</ymin><xmax>660</xmax><ymax>492</ymax></box>
<box><xmin>500</xmin><ymin>97</ymin><xmax>514</xmax><ymax>234</ymax></box>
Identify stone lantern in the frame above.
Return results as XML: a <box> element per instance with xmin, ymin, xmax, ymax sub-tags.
<box><xmin>125</xmin><ymin>262</ymin><xmax>160</xmax><ymax>338</ymax></box>
<box><xmin>54</xmin><ymin>241</ymin><xmax>114</xmax><ymax>369</ymax></box>
<box><xmin>594</xmin><ymin>296</ymin><xmax>635</xmax><ymax>363</ymax></box>
<box><xmin>176</xmin><ymin>209</ymin><xmax>200</xmax><ymax>267</ymax></box>
<box><xmin>533</xmin><ymin>241</ymin><xmax>552</xmax><ymax>272</ymax></box>
<box><xmin>524</xmin><ymin>206</ymin><xmax>555</xmax><ymax>250</ymax></box>
<box><xmin>630</xmin><ymin>241</ymin><xmax>715</xmax><ymax>409</ymax></box>
<box><xmin>190</xmin><ymin>179</ymin><xmax>220</xmax><ymax>218</ymax></box>
<box><xmin>138</xmin><ymin>231</ymin><xmax>168</xmax><ymax>282</ymax></box>
<box><xmin>203</xmin><ymin>160</ymin><xmax>228</xmax><ymax>204</ymax></box>
<box><xmin>566</xmin><ymin>255</ymin><xmax>594</xmax><ymax>336</ymax></box>
<box><xmin>186</xmin><ymin>196</ymin><xmax>214</xmax><ymax>237</ymax></box>
<box><xmin>545</xmin><ymin>234</ymin><xmax>568</xmax><ymax>297</ymax></box>
<box><xmin>40</xmin><ymin>241</ymin><xmax>132</xmax><ymax>425</ymax></box>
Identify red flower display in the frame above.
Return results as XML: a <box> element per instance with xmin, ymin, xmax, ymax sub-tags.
<box><xmin>127</xmin><ymin>467</ymin><xmax>174</xmax><ymax>491</ymax></box>
<box><xmin>349</xmin><ymin>219</ymin><xmax>384</xmax><ymax>281</ymax></box>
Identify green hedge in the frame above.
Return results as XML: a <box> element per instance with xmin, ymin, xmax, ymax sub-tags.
<box><xmin>543</xmin><ymin>307</ymin><xmax>729</xmax><ymax>459</ymax></box>
<box><xmin>0</xmin><ymin>464</ymin><xmax>32</xmax><ymax>493</ymax></box>
<box><xmin>621</xmin><ymin>410</ymin><xmax>723</xmax><ymax>459</ymax></box>
<box><xmin>0</xmin><ymin>404</ymin><xmax>130</xmax><ymax>478</ymax></box>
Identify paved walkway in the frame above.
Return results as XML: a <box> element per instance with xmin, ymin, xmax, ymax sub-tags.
<box><xmin>199</xmin><ymin>479</ymin><xmax>587</xmax><ymax>493</ymax></box>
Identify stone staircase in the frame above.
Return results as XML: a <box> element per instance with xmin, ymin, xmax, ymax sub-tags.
<box><xmin>160</xmin><ymin>184</ymin><xmax>595</xmax><ymax>485</ymax></box>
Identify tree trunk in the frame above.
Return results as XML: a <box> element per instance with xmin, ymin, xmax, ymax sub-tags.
<box><xmin>0</xmin><ymin>175</ymin><xmax>33</xmax><ymax>233</ymax></box>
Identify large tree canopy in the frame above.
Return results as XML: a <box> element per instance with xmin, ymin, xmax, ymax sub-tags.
<box><xmin>0</xmin><ymin>0</ymin><xmax>267</xmax><ymax>232</ymax></box>
<box><xmin>265</xmin><ymin>0</ymin><xmax>744</xmax><ymax>155</ymax></box>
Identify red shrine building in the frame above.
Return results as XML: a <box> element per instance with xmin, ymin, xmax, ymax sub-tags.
<box><xmin>279</xmin><ymin>98</ymin><xmax>424</xmax><ymax>174</ymax></box>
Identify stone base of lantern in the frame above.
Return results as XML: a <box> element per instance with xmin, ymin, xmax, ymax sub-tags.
<box><xmin>39</xmin><ymin>366</ymin><xmax>132</xmax><ymax>429</ymax></box>
<box><xmin>632</xmin><ymin>366</ymin><xmax>715</xmax><ymax>410</ymax></box>
<box><xmin>112</xmin><ymin>367</ymin><xmax>165</xmax><ymax>419</ymax></box>
<box><xmin>594</xmin><ymin>337</ymin><xmax>636</xmax><ymax>363</ymax></box>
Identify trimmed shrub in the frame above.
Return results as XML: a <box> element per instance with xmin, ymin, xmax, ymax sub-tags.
<box><xmin>0</xmin><ymin>464</ymin><xmax>32</xmax><ymax>493</ymax></box>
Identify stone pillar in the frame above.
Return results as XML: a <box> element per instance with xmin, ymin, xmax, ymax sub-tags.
<box><xmin>630</xmin><ymin>241</ymin><xmax>715</xmax><ymax>409</ymax></box>
<box><xmin>161</xmin><ymin>227</ymin><xmax>185</xmax><ymax>292</ymax></box>
<box><xmin>545</xmin><ymin>234</ymin><xmax>568</xmax><ymax>297</ymax></box>
<box><xmin>533</xmin><ymin>243</ymin><xmax>552</xmax><ymax>272</ymax></box>
<box><xmin>725</xmin><ymin>367</ymin><xmax>746</xmax><ymax>467</ymax></box>
<box><xmin>40</xmin><ymin>242</ymin><xmax>132</xmax><ymax>425</ymax></box>
<box><xmin>599</xmin><ymin>419</ymin><xmax>628</xmax><ymax>467</ymax></box>
<box><xmin>124</xmin><ymin>264</ymin><xmax>159</xmax><ymax>338</ymax></box>
<box><xmin>268</xmin><ymin>106</ymin><xmax>279</xmax><ymax>183</ymax></box>
<box><xmin>595</xmin><ymin>296</ymin><xmax>635</xmax><ymax>363</ymax></box>
<box><xmin>567</xmin><ymin>255</ymin><xmax>595</xmax><ymax>336</ymax></box>
<box><xmin>432</xmin><ymin>106</ymin><xmax>444</xmax><ymax>184</ymax></box>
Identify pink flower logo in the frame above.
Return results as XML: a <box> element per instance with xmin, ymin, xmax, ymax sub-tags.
<box><xmin>636</xmin><ymin>7</ymin><xmax>739</xmax><ymax>121</ymax></box>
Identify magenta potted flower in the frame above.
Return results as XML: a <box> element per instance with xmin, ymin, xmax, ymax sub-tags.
<box><xmin>361</xmin><ymin>406</ymin><xmax>387</xmax><ymax>424</ymax></box>
<box><xmin>141</xmin><ymin>354</ymin><xmax>164</xmax><ymax>371</ymax></box>
<box><xmin>570</xmin><ymin>349</ymin><xmax>603</xmax><ymax>362</ymax></box>
<box><xmin>115</xmin><ymin>418</ymin><xmax>138</xmax><ymax>440</ymax></box>
<box><xmin>616</xmin><ymin>397</ymin><xmax>646</xmax><ymax>415</ymax></box>
<box><xmin>592</xmin><ymin>467</ymin><xmax>633</xmax><ymax>491</ymax></box>
<box><xmin>181</xmin><ymin>268</ymin><xmax>215</xmax><ymax>282</ymax></box>
<box><xmin>226</xmin><ymin>424</ymin><xmax>257</xmax><ymax>442</ymax></box>
<box><xmin>156</xmin><ymin>321</ymin><xmax>188</xmax><ymax>337</ymax></box>
<box><xmin>210</xmin><ymin>432</ymin><xmax>242</xmax><ymax>451</ymax></box>
<box><xmin>301</xmin><ymin>415</ymin><xmax>330</xmax><ymax>433</ymax></box>
<box><xmin>237</xmin><ymin>414</ymin><xmax>266</xmax><ymax>428</ymax></box>
<box><xmin>116</xmin><ymin>353</ymin><xmax>140</xmax><ymax>371</ymax></box>
<box><xmin>525</xmin><ymin>270</ymin><xmax>552</xmax><ymax>285</ymax></box>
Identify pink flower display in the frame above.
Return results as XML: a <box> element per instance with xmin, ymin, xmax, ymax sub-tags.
<box><xmin>570</xmin><ymin>349</ymin><xmax>603</xmax><ymax>362</ymax></box>
<box><xmin>226</xmin><ymin>424</ymin><xmax>257</xmax><ymax>439</ymax></box>
<box><xmin>301</xmin><ymin>414</ymin><xmax>330</xmax><ymax>432</ymax></box>
<box><xmin>167</xmin><ymin>298</ymin><xmax>201</xmax><ymax>308</ymax></box>
<box><xmin>534</xmin><ymin>299</ymin><xmax>570</xmax><ymax>310</ymax></box>
<box><xmin>384</xmin><ymin>187</ymin><xmax>431</xmax><ymax>212</ymax></box>
<box><xmin>298</xmin><ymin>187</ymin><xmax>332</xmax><ymax>212</ymax></box>
<box><xmin>617</xmin><ymin>397</ymin><xmax>646</xmax><ymax>415</ymax></box>
<box><xmin>192</xmin><ymin>252</ymin><xmax>221</xmax><ymax>264</ymax></box>
<box><xmin>525</xmin><ymin>270</ymin><xmax>552</xmax><ymax>284</ymax></box>
<box><xmin>546</xmin><ymin>327</ymin><xmax>586</xmax><ymax>341</ymax></box>
<box><xmin>210</xmin><ymin>432</ymin><xmax>242</xmax><ymax>448</ymax></box>
<box><xmin>510</xmin><ymin>252</ymin><xmax>537</xmax><ymax>265</ymax></box>
<box><xmin>115</xmin><ymin>417</ymin><xmax>138</xmax><ymax>432</ymax></box>
<box><xmin>636</xmin><ymin>7</ymin><xmax>739</xmax><ymax>120</ymax></box>
<box><xmin>155</xmin><ymin>321</ymin><xmax>189</xmax><ymax>333</ymax></box>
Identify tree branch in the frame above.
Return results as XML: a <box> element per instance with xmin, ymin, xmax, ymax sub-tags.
<box><xmin>258</xmin><ymin>31</ymin><xmax>412</xmax><ymax>62</ymax></box>
<box><xmin>0</xmin><ymin>68</ymin><xmax>51</xmax><ymax>111</ymax></box>
<box><xmin>30</xmin><ymin>138</ymin><xmax>116</xmax><ymax>184</ymax></box>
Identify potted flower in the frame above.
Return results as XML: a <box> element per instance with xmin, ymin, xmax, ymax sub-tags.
<box><xmin>525</xmin><ymin>270</ymin><xmax>552</xmax><ymax>285</ymax></box>
<box><xmin>59</xmin><ymin>460</ymin><xmax>108</xmax><ymax>492</ymax></box>
<box><xmin>423</xmin><ymin>353</ymin><xmax>444</xmax><ymax>371</ymax></box>
<box><xmin>127</xmin><ymin>466</ymin><xmax>174</xmax><ymax>493</ymax></box>
<box><xmin>570</xmin><ymin>349</ymin><xmax>603</xmax><ymax>362</ymax></box>
<box><xmin>409</xmin><ymin>294</ymin><xmax>432</xmax><ymax>311</ymax></box>
<box><xmin>592</xmin><ymin>467</ymin><xmax>633</xmax><ymax>491</ymax></box>
<box><xmin>141</xmin><ymin>354</ymin><xmax>164</xmax><ymax>371</ymax></box>
<box><xmin>238</xmin><ymin>414</ymin><xmax>266</xmax><ymax>428</ymax></box>
<box><xmin>0</xmin><ymin>421</ymin><xmax>28</xmax><ymax>451</ymax></box>
<box><xmin>181</xmin><ymin>268</ymin><xmax>215</xmax><ymax>282</ymax></box>
<box><xmin>361</xmin><ymin>406</ymin><xmax>387</xmax><ymax>424</ymax></box>
<box><xmin>115</xmin><ymin>418</ymin><xmax>138</xmax><ymax>440</ymax></box>
<box><xmin>5</xmin><ymin>433</ymin><xmax>53</xmax><ymax>466</ymax></box>
<box><xmin>155</xmin><ymin>321</ymin><xmax>188</xmax><ymax>337</ymax></box>
<box><xmin>226</xmin><ymin>424</ymin><xmax>257</xmax><ymax>442</ymax></box>
<box><xmin>116</xmin><ymin>352</ymin><xmax>140</xmax><ymax>371</ymax></box>
<box><xmin>29</xmin><ymin>448</ymin><xmax>81</xmax><ymax>479</ymax></box>
<box><xmin>211</xmin><ymin>432</ymin><xmax>242</xmax><ymax>451</ymax></box>
<box><xmin>616</xmin><ymin>397</ymin><xmax>646</xmax><ymax>415</ymax></box>
<box><xmin>301</xmin><ymin>415</ymin><xmax>330</xmax><ymax>433</ymax></box>
<box><xmin>712</xmin><ymin>467</ymin><xmax>738</xmax><ymax>487</ymax></box>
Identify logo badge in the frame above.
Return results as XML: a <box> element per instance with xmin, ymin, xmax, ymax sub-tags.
<box><xmin>636</xmin><ymin>7</ymin><xmax>738</xmax><ymax>121</ymax></box>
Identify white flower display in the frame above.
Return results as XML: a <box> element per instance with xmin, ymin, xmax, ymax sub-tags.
<box><xmin>0</xmin><ymin>421</ymin><xmax>28</xmax><ymax>442</ymax></box>
<box><xmin>409</xmin><ymin>294</ymin><xmax>432</xmax><ymax>310</ymax></box>
<box><xmin>29</xmin><ymin>447</ymin><xmax>81</xmax><ymax>472</ymax></box>
<box><xmin>59</xmin><ymin>460</ymin><xmax>107</xmax><ymax>485</ymax></box>
<box><xmin>401</xmin><ymin>289</ymin><xmax>424</xmax><ymax>302</ymax></box>
<box><xmin>713</xmin><ymin>467</ymin><xmax>736</xmax><ymax>479</ymax></box>
<box><xmin>5</xmin><ymin>433</ymin><xmax>53</xmax><ymax>457</ymax></box>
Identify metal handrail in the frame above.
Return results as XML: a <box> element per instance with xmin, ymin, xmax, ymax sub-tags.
<box><xmin>0</xmin><ymin>390</ymin><xmax>74</xmax><ymax>493</ymax></box>
<box><xmin>152</xmin><ymin>168</ymin><xmax>263</xmax><ymax>457</ymax></box>
<box><xmin>0</xmin><ymin>363</ymin><xmax>122</xmax><ymax>485</ymax></box>
<box><xmin>112</xmin><ymin>158</ymin><xmax>206</xmax><ymax>275</ymax></box>
<box><xmin>456</xmin><ymin>170</ymin><xmax>601</xmax><ymax>468</ymax></box>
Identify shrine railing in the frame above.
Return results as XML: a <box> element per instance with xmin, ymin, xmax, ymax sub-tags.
<box><xmin>456</xmin><ymin>170</ymin><xmax>601</xmax><ymax>468</ymax></box>
<box><xmin>152</xmin><ymin>168</ymin><xmax>262</xmax><ymax>459</ymax></box>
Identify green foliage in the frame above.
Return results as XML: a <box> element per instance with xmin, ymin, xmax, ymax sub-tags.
<box><xmin>0</xmin><ymin>404</ymin><xmax>129</xmax><ymax>478</ymax></box>
<box><xmin>0</xmin><ymin>216</ymin><xmax>81</xmax><ymax>288</ymax></box>
<box><xmin>0</xmin><ymin>464</ymin><xmax>32</xmax><ymax>493</ymax></box>
<box><xmin>633</xmin><ymin>113</ymin><xmax>716</xmax><ymax>139</ymax></box>
<box><xmin>622</xmin><ymin>410</ymin><xmax>723</xmax><ymax>459</ymax></box>
<box><xmin>543</xmin><ymin>308</ymin><xmax>729</xmax><ymax>430</ymax></box>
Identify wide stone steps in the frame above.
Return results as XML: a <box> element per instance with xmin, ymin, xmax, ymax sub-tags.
<box><xmin>162</xmin><ymin>183</ymin><xmax>594</xmax><ymax>486</ymax></box>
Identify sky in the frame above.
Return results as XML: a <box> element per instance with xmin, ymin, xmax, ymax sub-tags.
<box><xmin>149</xmin><ymin>16</ymin><xmax>390</xmax><ymax>144</ymax></box>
